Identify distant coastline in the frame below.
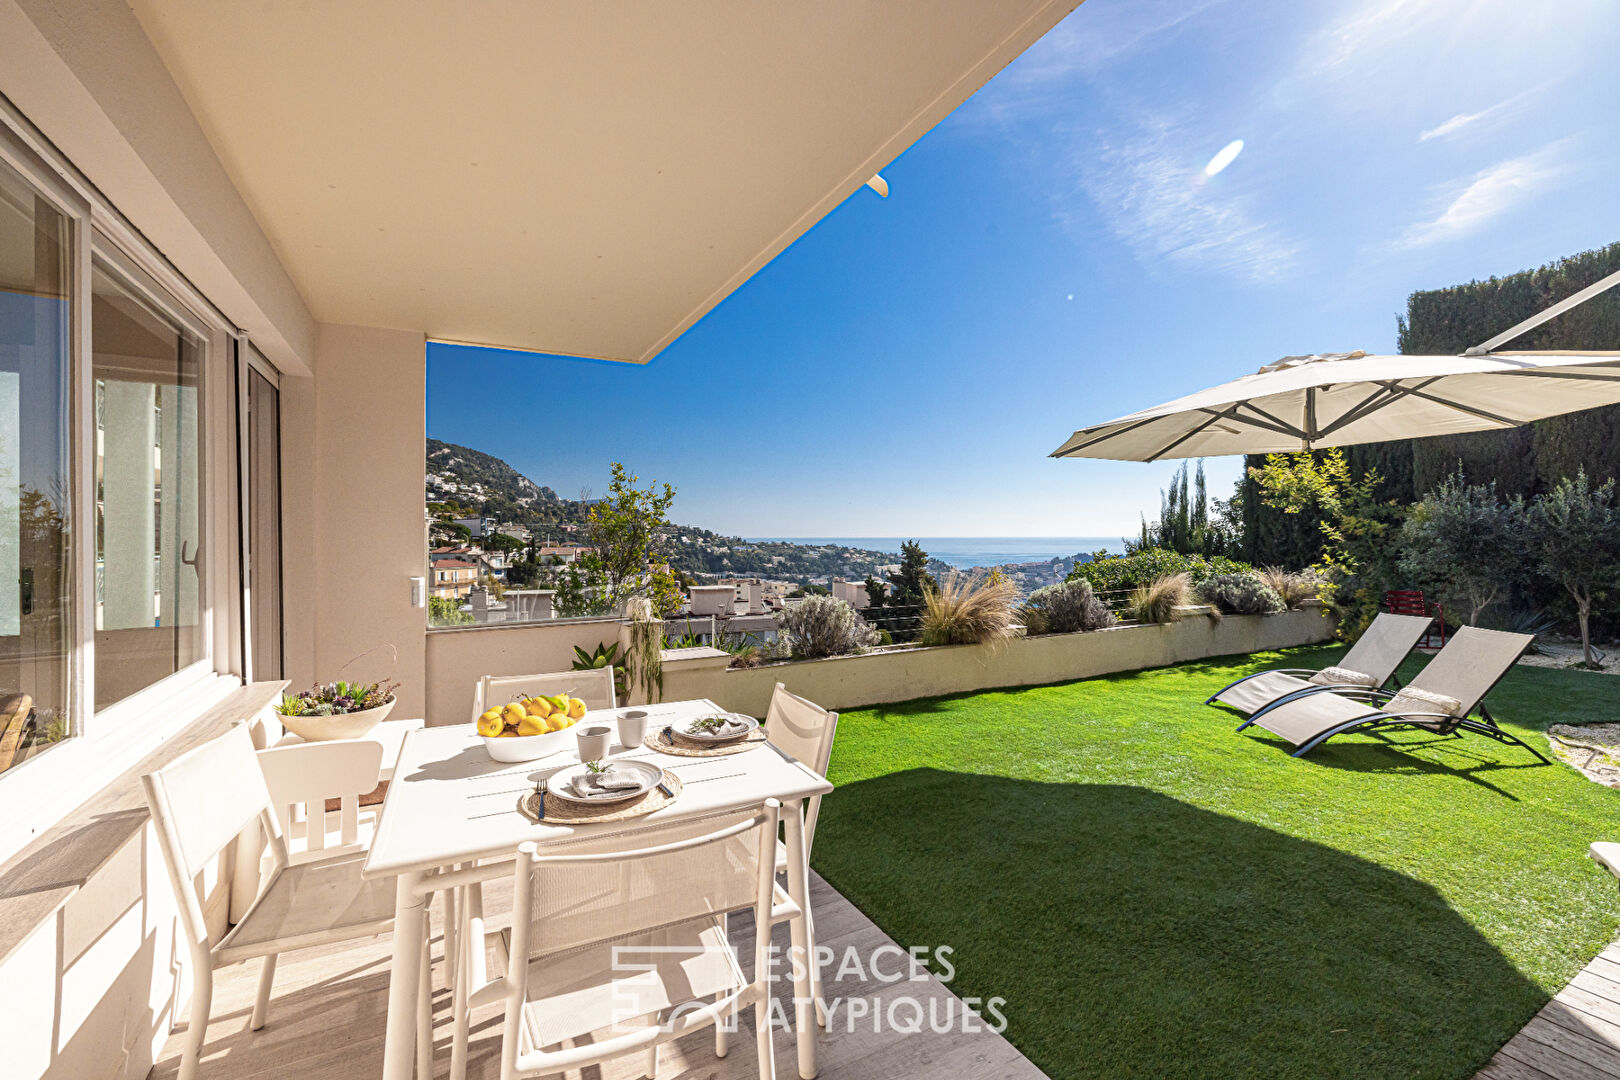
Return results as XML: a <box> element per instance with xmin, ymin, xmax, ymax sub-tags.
<box><xmin>749</xmin><ymin>537</ymin><xmax>1127</xmax><ymax>570</ymax></box>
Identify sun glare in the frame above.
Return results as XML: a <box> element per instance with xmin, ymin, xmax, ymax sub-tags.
<box><xmin>1203</xmin><ymin>139</ymin><xmax>1245</xmax><ymax>177</ymax></box>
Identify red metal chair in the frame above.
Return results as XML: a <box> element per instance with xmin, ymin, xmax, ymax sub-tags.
<box><xmin>1384</xmin><ymin>590</ymin><xmax>1446</xmax><ymax>651</ymax></box>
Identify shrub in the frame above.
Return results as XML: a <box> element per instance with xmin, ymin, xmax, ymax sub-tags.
<box><xmin>1125</xmin><ymin>572</ymin><xmax>1192</xmax><ymax>624</ymax></box>
<box><xmin>774</xmin><ymin>594</ymin><xmax>878</xmax><ymax>659</ymax></box>
<box><xmin>1198</xmin><ymin>572</ymin><xmax>1286</xmax><ymax>615</ymax></box>
<box><xmin>919</xmin><ymin>573</ymin><xmax>1020</xmax><ymax>647</ymax></box>
<box><xmin>1398</xmin><ymin>468</ymin><xmax>1527</xmax><ymax>626</ymax></box>
<box><xmin>1022</xmin><ymin>579</ymin><xmax>1113</xmax><ymax>634</ymax></box>
<box><xmin>428</xmin><ymin>595</ymin><xmax>472</xmax><ymax>627</ymax></box>
<box><xmin>1257</xmin><ymin>566</ymin><xmax>1321</xmax><ymax>609</ymax></box>
<box><xmin>1528</xmin><ymin>469</ymin><xmax>1620</xmax><ymax>668</ymax></box>
<box><xmin>1069</xmin><ymin>549</ymin><xmax>1251</xmax><ymax>598</ymax></box>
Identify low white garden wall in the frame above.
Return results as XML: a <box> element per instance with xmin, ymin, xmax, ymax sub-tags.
<box><xmin>425</xmin><ymin>617</ymin><xmax>631</xmax><ymax>724</ymax></box>
<box><xmin>659</xmin><ymin>609</ymin><xmax>1336</xmax><ymax>717</ymax></box>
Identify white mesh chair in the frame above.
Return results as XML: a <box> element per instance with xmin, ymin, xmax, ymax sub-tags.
<box><xmin>255</xmin><ymin>739</ymin><xmax>385</xmax><ymax>863</ymax></box>
<box><xmin>143</xmin><ymin>726</ymin><xmax>429</xmax><ymax>1080</ymax></box>
<box><xmin>449</xmin><ymin>803</ymin><xmax>787</xmax><ymax>1080</ymax></box>
<box><xmin>1206</xmin><ymin>612</ymin><xmax>1434</xmax><ymax>716</ymax></box>
<box><xmin>463</xmin><ymin>665</ymin><xmax>619</xmax><ymax>978</ymax></box>
<box><xmin>762</xmin><ymin>682</ymin><xmax>836</xmax><ymax>1026</ymax></box>
<box><xmin>472</xmin><ymin>665</ymin><xmax>617</xmax><ymax>720</ymax></box>
<box><xmin>1240</xmin><ymin>626</ymin><xmax>1544</xmax><ymax>760</ymax></box>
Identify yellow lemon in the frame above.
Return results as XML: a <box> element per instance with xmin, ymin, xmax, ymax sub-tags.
<box><xmin>502</xmin><ymin>703</ymin><xmax>526</xmax><ymax>727</ymax></box>
<box><xmin>524</xmin><ymin>697</ymin><xmax>553</xmax><ymax>718</ymax></box>
<box><xmin>497</xmin><ymin>728</ymin><xmax>520</xmax><ymax>738</ymax></box>
<box><xmin>567</xmin><ymin>697</ymin><xmax>586</xmax><ymax>720</ymax></box>
<box><xmin>547</xmin><ymin>694</ymin><xmax>569</xmax><ymax>714</ymax></box>
<box><xmin>516</xmin><ymin>714</ymin><xmax>548</xmax><ymax>737</ymax></box>
<box><xmin>542</xmin><ymin>713</ymin><xmax>568</xmax><ymax>732</ymax></box>
<box><xmin>476</xmin><ymin>710</ymin><xmax>504</xmax><ymax>738</ymax></box>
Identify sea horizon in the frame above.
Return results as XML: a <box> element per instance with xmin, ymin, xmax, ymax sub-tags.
<box><xmin>747</xmin><ymin>536</ymin><xmax>1128</xmax><ymax>569</ymax></box>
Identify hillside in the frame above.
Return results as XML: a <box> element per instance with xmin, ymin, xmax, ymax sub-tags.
<box><xmin>426</xmin><ymin>439</ymin><xmax>901</xmax><ymax>584</ymax></box>
<box><xmin>427</xmin><ymin>438</ymin><xmax>589</xmax><ymax>529</ymax></box>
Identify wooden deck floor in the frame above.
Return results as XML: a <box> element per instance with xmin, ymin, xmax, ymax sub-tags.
<box><xmin>1478</xmin><ymin>940</ymin><xmax>1620</xmax><ymax>1079</ymax></box>
<box><xmin>151</xmin><ymin>871</ymin><xmax>1047</xmax><ymax>1080</ymax></box>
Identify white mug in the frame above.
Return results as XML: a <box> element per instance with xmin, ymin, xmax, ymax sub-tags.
<box><xmin>575</xmin><ymin>724</ymin><xmax>613</xmax><ymax>763</ymax></box>
<box><xmin>618</xmin><ymin>710</ymin><xmax>649</xmax><ymax>748</ymax></box>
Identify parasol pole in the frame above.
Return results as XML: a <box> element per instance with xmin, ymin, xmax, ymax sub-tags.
<box><xmin>1467</xmin><ymin>267</ymin><xmax>1620</xmax><ymax>354</ymax></box>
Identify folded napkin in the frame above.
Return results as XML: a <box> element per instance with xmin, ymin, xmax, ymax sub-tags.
<box><xmin>571</xmin><ymin>765</ymin><xmax>645</xmax><ymax>799</ymax></box>
<box><xmin>689</xmin><ymin>716</ymin><xmax>750</xmax><ymax>738</ymax></box>
<box><xmin>1309</xmin><ymin>665</ymin><xmax>1379</xmax><ymax>687</ymax></box>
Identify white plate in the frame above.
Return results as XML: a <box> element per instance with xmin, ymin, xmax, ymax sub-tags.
<box><xmin>677</xmin><ymin>712</ymin><xmax>759</xmax><ymax>743</ymax></box>
<box><xmin>546</xmin><ymin>759</ymin><xmax>664</xmax><ymax>805</ymax></box>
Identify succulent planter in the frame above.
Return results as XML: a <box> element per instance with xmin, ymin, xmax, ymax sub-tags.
<box><xmin>277</xmin><ymin>699</ymin><xmax>395</xmax><ymax>742</ymax></box>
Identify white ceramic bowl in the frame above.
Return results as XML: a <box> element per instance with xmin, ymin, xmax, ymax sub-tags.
<box><xmin>481</xmin><ymin>719</ymin><xmax>582</xmax><ymax>763</ymax></box>
<box><xmin>278</xmin><ymin>700</ymin><xmax>394</xmax><ymax>742</ymax></box>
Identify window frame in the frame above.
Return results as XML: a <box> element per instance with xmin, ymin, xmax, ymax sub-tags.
<box><xmin>0</xmin><ymin>98</ymin><xmax>248</xmax><ymax>851</ymax></box>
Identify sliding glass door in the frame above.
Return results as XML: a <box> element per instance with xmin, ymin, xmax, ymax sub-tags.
<box><xmin>91</xmin><ymin>258</ymin><xmax>206</xmax><ymax>708</ymax></box>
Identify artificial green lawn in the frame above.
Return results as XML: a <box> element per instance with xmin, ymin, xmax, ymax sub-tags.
<box><xmin>810</xmin><ymin>645</ymin><xmax>1620</xmax><ymax>1080</ymax></box>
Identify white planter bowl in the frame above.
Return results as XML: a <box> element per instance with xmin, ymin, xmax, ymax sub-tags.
<box><xmin>277</xmin><ymin>699</ymin><xmax>395</xmax><ymax>742</ymax></box>
<box><xmin>482</xmin><ymin>721</ymin><xmax>580</xmax><ymax>763</ymax></box>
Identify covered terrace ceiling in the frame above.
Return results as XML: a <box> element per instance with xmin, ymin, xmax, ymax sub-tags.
<box><xmin>131</xmin><ymin>0</ymin><xmax>1080</xmax><ymax>363</ymax></box>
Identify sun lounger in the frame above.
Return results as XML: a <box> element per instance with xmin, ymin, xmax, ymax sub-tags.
<box><xmin>1240</xmin><ymin>626</ymin><xmax>1544</xmax><ymax>761</ymax></box>
<box><xmin>1206</xmin><ymin>612</ymin><xmax>1433</xmax><ymax>716</ymax></box>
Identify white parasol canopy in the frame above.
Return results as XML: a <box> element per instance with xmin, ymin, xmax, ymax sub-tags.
<box><xmin>1049</xmin><ymin>350</ymin><xmax>1620</xmax><ymax>461</ymax></box>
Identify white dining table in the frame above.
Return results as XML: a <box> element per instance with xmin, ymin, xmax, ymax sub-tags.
<box><xmin>363</xmin><ymin>698</ymin><xmax>833</xmax><ymax>1080</ymax></box>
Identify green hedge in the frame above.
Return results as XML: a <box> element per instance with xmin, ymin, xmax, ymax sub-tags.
<box><xmin>1242</xmin><ymin>240</ymin><xmax>1620</xmax><ymax>568</ymax></box>
<box><xmin>1067</xmin><ymin>549</ymin><xmax>1252</xmax><ymax>595</ymax></box>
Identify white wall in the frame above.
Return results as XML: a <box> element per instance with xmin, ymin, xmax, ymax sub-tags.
<box><xmin>830</xmin><ymin>579</ymin><xmax>873</xmax><ymax>610</ymax></box>
<box><xmin>425</xmin><ymin>619</ymin><xmax>632</xmax><ymax>725</ymax></box>
<box><xmin>305</xmin><ymin>325</ymin><xmax>429</xmax><ymax>716</ymax></box>
<box><xmin>663</xmin><ymin>610</ymin><xmax>1337</xmax><ymax>717</ymax></box>
<box><xmin>0</xmin><ymin>821</ymin><xmax>232</xmax><ymax>1080</ymax></box>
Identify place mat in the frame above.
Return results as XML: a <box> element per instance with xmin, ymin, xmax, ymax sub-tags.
<box><xmin>642</xmin><ymin>725</ymin><xmax>768</xmax><ymax>758</ymax></box>
<box><xmin>517</xmin><ymin>769</ymin><xmax>683</xmax><ymax>824</ymax></box>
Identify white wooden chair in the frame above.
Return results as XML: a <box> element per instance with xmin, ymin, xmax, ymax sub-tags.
<box><xmin>762</xmin><ymin>682</ymin><xmax>838</xmax><ymax>1025</ymax></box>
<box><xmin>472</xmin><ymin>665</ymin><xmax>617</xmax><ymax>720</ymax></box>
<box><xmin>142</xmin><ymin>726</ymin><xmax>430</xmax><ymax>1080</ymax></box>
<box><xmin>460</xmin><ymin>665</ymin><xmax>621</xmax><ymax>978</ymax></box>
<box><xmin>448</xmin><ymin>802</ymin><xmax>788</xmax><ymax>1080</ymax></box>
<box><xmin>255</xmin><ymin>739</ymin><xmax>385</xmax><ymax>863</ymax></box>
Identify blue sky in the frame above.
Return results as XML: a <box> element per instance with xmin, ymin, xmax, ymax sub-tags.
<box><xmin>427</xmin><ymin>0</ymin><xmax>1620</xmax><ymax>538</ymax></box>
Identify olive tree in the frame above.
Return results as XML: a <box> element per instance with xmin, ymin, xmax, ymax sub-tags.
<box><xmin>1398</xmin><ymin>469</ymin><xmax>1526</xmax><ymax>627</ymax></box>
<box><xmin>1529</xmin><ymin>469</ymin><xmax>1620</xmax><ymax>668</ymax></box>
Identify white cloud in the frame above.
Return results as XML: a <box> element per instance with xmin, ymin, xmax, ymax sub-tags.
<box><xmin>1417</xmin><ymin>89</ymin><xmax>1535</xmax><ymax>142</ymax></box>
<box><xmin>1419</xmin><ymin>111</ymin><xmax>1486</xmax><ymax>142</ymax></box>
<box><xmin>1396</xmin><ymin>146</ymin><xmax>1566</xmax><ymax>248</ymax></box>
<box><xmin>1308</xmin><ymin>0</ymin><xmax>1433</xmax><ymax>75</ymax></box>
<box><xmin>1072</xmin><ymin>117</ymin><xmax>1299</xmax><ymax>280</ymax></box>
<box><xmin>972</xmin><ymin>0</ymin><xmax>1223</xmax><ymax>120</ymax></box>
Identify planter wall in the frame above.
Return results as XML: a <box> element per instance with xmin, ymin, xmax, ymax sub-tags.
<box><xmin>660</xmin><ymin>609</ymin><xmax>1336</xmax><ymax>717</ymax></box>
<box><xmin>425</xmin><ymin>618</ymin><xmax>630</xmax><ymax>725</ymax></box>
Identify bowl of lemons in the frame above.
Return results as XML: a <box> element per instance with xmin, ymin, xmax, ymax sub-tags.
<box><xmin>476</xmin><ymin>693</ymin><xmax>588</xmax><ymax>762</ymax></box>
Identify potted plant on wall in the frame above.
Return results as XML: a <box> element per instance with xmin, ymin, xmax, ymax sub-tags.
<box><xmin>274</xmin><ymin>645</ymin><xmax>401</xmax><ymax>741</ymax></box>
